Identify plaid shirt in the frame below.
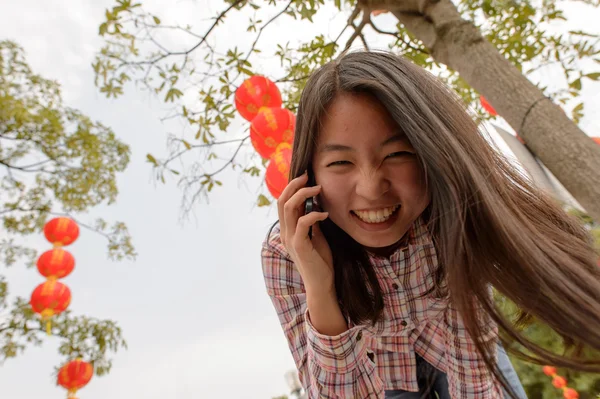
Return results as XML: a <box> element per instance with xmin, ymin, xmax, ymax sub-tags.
<box><xmin>261</xmin><ymin>217</ymin><xmax>502</xmax><ymax>399</ymax></box>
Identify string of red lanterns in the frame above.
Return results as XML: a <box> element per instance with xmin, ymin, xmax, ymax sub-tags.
<box><xmin>543</xmin><ymin>366</ymin><xmax>579</xmax><ymax>399</ymax></box>
<box><xmin>30</xmin><ymin>217</ymin><xmax>94</xmax><ymax>398</ymax></box>
<box><xmin>31</xmin><ymin>217</ymin><xmax>79</xmax><ymax>335</ymax></box>
<box><xmin>234</xmin><ymin>75</ymin><xmax>296</xmax><ymax>199</ymax></box>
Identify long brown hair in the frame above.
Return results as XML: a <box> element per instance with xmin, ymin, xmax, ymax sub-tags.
<box><xmin>288</xmin><ymin>50</ymin><xmax>600</xmax><ymax>396</ymax></box>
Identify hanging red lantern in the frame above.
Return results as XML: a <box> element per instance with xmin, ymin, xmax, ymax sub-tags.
<box><xmin>37</xmin><ymin>248</ymin><xmax>75</xmax><ymax>279</ymax></box>
<box><xmin>552</xmin><ymin>376</ymin><xmax>567</xmax><ymax>389</ymax></box>
<box><xmin>57</xmin><ymin>359</ymin><xmax>94</xmax><ymax>399</ymax></box>
<box><xmin>30</xmin><ymin>280</ymin><xmax>72</xmax><ymax>334</ymax></box>
<box><xmin>234</xmin><ymin>75</ymin><xmax>282</xmax><ymax>122</ymax></box>
<box><xmin>250</xmin><ymin>107</ymin><xmax>295</xmax><ymax>159</ymax></box>
<box><xmin>265</xmin><ymin>143</ymin><xmax>292</xmax><ymax>199</ymax></box>
<box><xmin>480</xmin><ymin>95</ymin><xmax>498</xmax><ymax>116</ymax></box>
<box><xmin>44</xmin><ymin>217</ymin><xmax>79</xmax><ymax>247</ymax></box>
<box><xmin>563</xmin><ymin>388</ymin><xmax>579</xmax><ymax>399</ymax></box>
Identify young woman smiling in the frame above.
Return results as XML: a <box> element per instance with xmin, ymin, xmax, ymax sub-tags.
<box><xmin>261</xmin><ymin>51</ymin><xmax>600</xmax><ymax>399</ymax></box>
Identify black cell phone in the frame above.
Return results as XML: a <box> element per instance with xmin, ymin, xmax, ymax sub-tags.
<box><xmin>305</xmin><ymin>166</ymin><xmax>316</xmax><ymax>239</ymax></box>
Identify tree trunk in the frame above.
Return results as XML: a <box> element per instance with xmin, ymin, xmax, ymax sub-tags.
<box><xmin>361</xmin><ymin>0</ymin><xmax>600</xmax><ymax>222</ymax></box>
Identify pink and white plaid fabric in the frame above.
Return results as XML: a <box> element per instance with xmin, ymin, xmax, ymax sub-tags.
<box><xmin>261</xmin><ymin>217</ymin><xmax>502</xmax><ymax>398</ymax></box>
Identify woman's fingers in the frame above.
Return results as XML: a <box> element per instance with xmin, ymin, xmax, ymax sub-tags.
<box><xmin>283</xmin><ymin>185</ymin><xmax>321</xmax><ymax>240</ymax></box>
<box><xmin>277</xmin><ymin>173</ymin><xmax>308</xmax><ymax>220</ymax></box>
<box><xmin>277</xmin><ymin>173</ymin><xmax>308</xmax><ymax>245</ymax></box>
<box><xmin>293</xmin><ymin>211</ymin><xmax>329</xmax><ymax>251</ymax></box>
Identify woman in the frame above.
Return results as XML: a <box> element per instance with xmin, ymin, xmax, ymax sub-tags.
<box><xmin>261</xmin><ymin>51</ymin><xmax>600</xmax><ymax>398</ymax></box>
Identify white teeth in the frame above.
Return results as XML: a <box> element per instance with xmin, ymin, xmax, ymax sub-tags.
<box><xmin>354</xmin><ymin>205</ymin><xmax>399</xmax><ymax>224</ymax></box>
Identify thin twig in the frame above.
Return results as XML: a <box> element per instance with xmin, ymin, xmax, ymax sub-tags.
<box><xmin>124</xmin><ymin>0</ymin><xmax>244</xmax><ymax>67</ymax></box>
<box><xmin>369</xmin><ymin>20</ymin><xmax>430</xmax><ymax>54</ymax></box>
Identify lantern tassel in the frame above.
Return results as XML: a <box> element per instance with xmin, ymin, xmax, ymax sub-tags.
<box><xmin>46</xmin><ymin>320</ymin><xmax>52</xmax><ymax>336</ymax></box>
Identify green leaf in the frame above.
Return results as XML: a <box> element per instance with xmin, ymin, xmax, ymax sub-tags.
<box><xmin>570</xmin><ymin>78</ymin><xmax>582</xmax><ymax>90</ymax></box>
<box><xmin>182</xmin><ymin>140</ymin><xmax>192</xmax><ymax>150</ymax></box>
<box><xmin>146</xmin><ymin>153</ymin><xmax>158</xmax><ymax>165</ymax></box>
<box><xmin>585</xmin><ymin>72</ymin><xmax>600</xmax><ymax>81</ymax></box>
<box><xmin>572</xmin><ymin>102</ymin><xmax>584</xmax><ymax>124</ymax></box>
<box><xmin>257</xmin><ymin>194</ymin><xmax>272</xmax><ymax>207</ymax></box>
<box><xmin>238</xmin><ymin>66</ymin><xmax>253</xmax><ymax>76</ymax></box>
<box><xmin>99</xmin><ymin>23</ymin><xmax>108</xmax><ymax>36</ymax></box>
<box><xmin>153</xmin><ymin>16</ymin><xmax>161</xmax><ymax>25</ymax></box>
<box><xmin>164</xmin><ymin>87</ymin><xmax>183</xmax><ymax>102</ymax></box>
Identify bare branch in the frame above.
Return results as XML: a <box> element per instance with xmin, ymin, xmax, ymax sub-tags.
<box><xmin>123</xmin><ymin>0</ymin><xmax>244</xmax><ymax>68</ymax></box>
<box><xmin>243</xmin><ymin>0</ymin><xmax>294</xmax><ymax>64</ymax></box>
<box><xmin>369</xmin><ymin>19</ymin><xmax>430</xmax><ymax>54</ymax></box>
<box><xmin>163</xmin><ymin>137</ymin><xmax>248</xmax><ymax>167</ymax></box>
<box><xmin>206</xmin><ymin>136</ymin><xmax>249</xmax><ymax>178</ymax></box>
<box><xmin>342</xmin><ymin>9</ymin><xmax>371</xmax><ymax>54</ymax></box>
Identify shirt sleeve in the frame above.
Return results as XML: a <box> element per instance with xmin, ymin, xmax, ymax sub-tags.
<box><xmin>261</xmin><ymin>232</ymin><xmax>384</xmax><ymax>398</ymax></box>
<box><xmin>444</xmin><ymin>292</ymin><xmax>503</xmax><ymax>399</ymax></box>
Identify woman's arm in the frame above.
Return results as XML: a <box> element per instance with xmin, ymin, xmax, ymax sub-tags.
<box><xmin>262</xmin><ymin>235</ymin><xmax>384</xmax><ymax>398</ymax></box>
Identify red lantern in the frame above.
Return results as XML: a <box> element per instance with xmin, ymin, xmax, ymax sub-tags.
<box><xmin>30</xmin><ymin>280</ymin><xmax>71</xmax><ymax>334</ymax></box>
<box><xmin>37</xmin><ymin>248</ymin><xmax>75</xmax><ymax>279</ymax></box>
<box><xmin>480</xmin><ymin>95</ymin><xmax>497</xmax><ymax>116</ymax></box>
<box><xmin>44</xmin><ymin>217</ymin><xmax>79</xmax><ymax>247</ymax></box>
<box><xmin>250</xmin><ymin>107</ymin><xmax>295</xmax><ymax>159</ymax></box>
<box><xmin>563</xmin><ymin>388</ymin><xmax>579</xmax><ymax>399</ymax></box>
<box><xmin>542</xmin><ymin>366</ymin><xmax>556</xmax><ymax>376</ymax></box>
<box><xmin>234</xmin><ymin>75</ymin><xmax>282</xmax><ymax>122</ymax></box>
<box><xmin>265</xmin><ymin>143</ymin><xmax>292</xmax><ymax>199</ymax></box>
<box><xmin>57</xmin><ymin>359</ymin><xmax>94</xmax><ymax>399</ymax></box>
<box><xmin>552</xmin><ymin>376</ymin><xmax>567</xmax><ymax>389</ymax></box>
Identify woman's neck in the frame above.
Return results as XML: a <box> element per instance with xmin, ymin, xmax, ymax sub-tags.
<box><xmin>364</xmin><ymin>233</ymin><xmax>409</xmax><ymax>258</ymax></box>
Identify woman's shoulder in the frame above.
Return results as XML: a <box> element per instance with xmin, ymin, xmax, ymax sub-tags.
<box><xmin>261</xmin><ymin>221</ymin><xmax>303</xmax><ymax>292</ymax></box>
<box><xmin>261</xmin><ymin>221</ymin><xmax>291</xmax><ymax>260</ymax></box>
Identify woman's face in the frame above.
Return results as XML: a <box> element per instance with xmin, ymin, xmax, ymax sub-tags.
<box><xmin>313</xmin><ymin>92</ymin><xmax>430</xmax><ymax>249</ymax></box>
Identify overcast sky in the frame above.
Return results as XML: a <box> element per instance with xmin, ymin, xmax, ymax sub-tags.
<box><xmin>0</xmin><ymin>1</ymin><xmax>597</xmax><ymax>399</ymax></box>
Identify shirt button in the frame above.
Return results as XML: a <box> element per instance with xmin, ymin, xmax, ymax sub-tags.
<box><xmin>356</xmin><ymin>331</ymin><xmax>362</xmax><ymax>341</ymax></box>
<box><xmin>400</xmin><ymin>320</ymin><xmax>408</xmax><ymax>327</ymax></box>
<box><xmin>392</xmin><ymin>283</ymin><xmax>399</xmax><ymax>290</ymax></box>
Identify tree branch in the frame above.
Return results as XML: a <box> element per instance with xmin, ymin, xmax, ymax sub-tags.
<box><xmin>163</xmin><ymin>137</ymin><xmax>249</xmax><ymax>167</ymax></box>
<box><xmin>205</xmin><ymin>136</ymin><xmax>249</xmax><ymax>178</ymax></box>
<box><xmin>369</xmin><ymin>19</ymin><xmax>430</xmax><ymax>54</ymax></box>
<box><xmin>243</xmin><ymin>0</ymin><xmax>294</xmax><ymax>64</ymax></box>
<box><xmin>124</xmin><ymin>0</ymin><xmax>244</xmax><ymax>67</ymax></box>
<box><xmin>342</xmin><ymin>8</ymin><xmax>371</xmax><ymax>54</ymax></box>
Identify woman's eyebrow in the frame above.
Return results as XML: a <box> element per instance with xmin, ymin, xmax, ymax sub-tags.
<box><xmin>318</xmin><ymin>143</ymin><xmax>354</xmax><ymax>153</ymax></box>
<box><xmin>381</xmin><ymin>134</ymin><xmax>406</xmax><ymax>147</ymax></box>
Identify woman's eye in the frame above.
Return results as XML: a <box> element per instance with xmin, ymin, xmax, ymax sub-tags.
<box><xmin>326</xmin><ymin>160</ymin><xmax>352</xmax><ymax>167</ymax></box>
<box><xmin>386</xmin><ymin>151</ymin><xmax>413</xmax><ymax>159</ymax></box>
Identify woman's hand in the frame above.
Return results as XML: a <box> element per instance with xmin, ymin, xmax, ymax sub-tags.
<box><xmin>278</xmin><ymin>172</ymin><xmax>334</xmax><ymax>293</ymax></box>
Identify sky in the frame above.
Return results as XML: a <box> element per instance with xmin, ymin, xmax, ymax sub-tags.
<box><xmin>0</xmin><ymin>1</ymin><xmax>598</xmax><ymax>399</ymax></box>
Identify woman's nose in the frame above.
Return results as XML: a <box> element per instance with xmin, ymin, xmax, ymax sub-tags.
<box><xmin>355</xmin><ymin>169</ymin><xmax>390</xmax><ymax>201</ymax></box>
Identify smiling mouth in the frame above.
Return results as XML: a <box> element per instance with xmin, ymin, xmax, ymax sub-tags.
<box><xmin>351</xmin><ymin>205</ymin><xmax>400</xmax><ymax>224</ymax></box>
